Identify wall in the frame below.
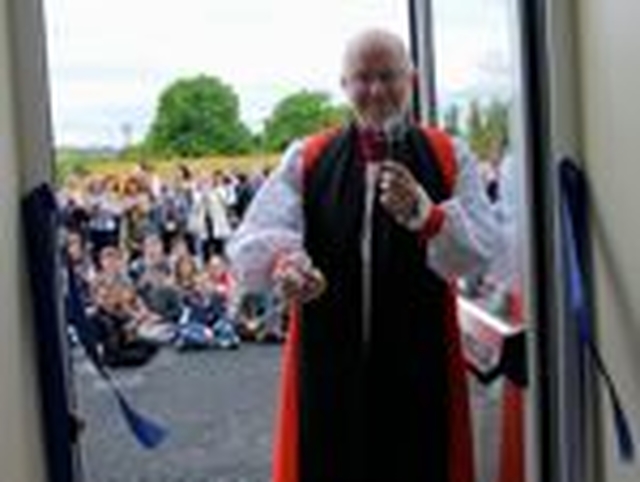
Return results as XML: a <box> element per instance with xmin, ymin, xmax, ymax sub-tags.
<box><xmin>576</xmin><ymin>0</ymin><xmax>640</xmax><ymax>480</ymax></box>
<box><xmin>0</xmin><ymin>0</ymin><xmax>47</xmax><ymax>480</ymax></box>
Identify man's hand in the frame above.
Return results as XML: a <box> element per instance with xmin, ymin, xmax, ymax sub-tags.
<box><xmin>273</xmin><ymin>251</ymin><xmax>326</xmax><ymax>304</ymax></box>
<box><xmin>378</xmin><ymin>160</ymin><xmax>433</xmax><ymax>231</ymax></box>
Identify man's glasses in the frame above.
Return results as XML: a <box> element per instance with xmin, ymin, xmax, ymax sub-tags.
<box><xmin>345</xmin><ymin>68</ymin><xmax>409</xmax><ymax>89</ymax></box>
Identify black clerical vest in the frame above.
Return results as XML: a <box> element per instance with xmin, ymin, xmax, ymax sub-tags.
<box><xmin>299</xmin><ymin>123</ymin><xmax>454</xmax><ymax>481</ymax></box>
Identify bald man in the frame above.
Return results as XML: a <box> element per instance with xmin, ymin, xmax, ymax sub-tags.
<box><xmin>227</xmin><ymin>28</ymin><xmax>502</xmax><ymax>482</ymax></box>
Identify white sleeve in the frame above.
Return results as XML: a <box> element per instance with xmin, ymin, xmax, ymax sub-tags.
<box><xmin>428</xmin><ymin>138</ymin><xmax>506</xmax><ymax>280</ymax></box>
<box><xmin>225</xmin><ymin>140</ymin><xmax>306</xmax><ymax>294</ymax></box>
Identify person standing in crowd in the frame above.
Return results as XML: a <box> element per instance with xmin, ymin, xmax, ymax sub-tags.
<box><xmin>207</xmin><ymin>171</ymin><xmax>234</xmax><ymax>256</ymax></box>
<box><xmin>226</xmin><ymin>28</ymin><xmax>503</xmax><ymax>482</ymax></box>
<box><xmin>85</xmin><ymin>175</ymin><xmax>123</xmax><ymax>265</ymax></box>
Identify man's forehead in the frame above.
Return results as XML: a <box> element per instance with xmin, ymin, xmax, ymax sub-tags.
<box><xmin>343</xmin><ymin>30</ymin><xmax>410</xmax><ymax>73</ymax></box>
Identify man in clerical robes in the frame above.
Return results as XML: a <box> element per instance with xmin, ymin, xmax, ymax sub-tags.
<box><xmin>227</xmin><ymin>28</ymin><xmax>504</xmax><ymax>482</ymax></box>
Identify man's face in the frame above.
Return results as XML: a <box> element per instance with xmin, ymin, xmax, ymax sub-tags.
<box><xmin>342</xmin><ymin>43</ymin><xmax>414</xmax><ymax>129</ymax></box>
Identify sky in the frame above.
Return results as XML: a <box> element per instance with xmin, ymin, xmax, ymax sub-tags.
<box><xmin>43</xmin><ymin>0</ymin><xmax>514</xmax><ymax>148</ymax></box>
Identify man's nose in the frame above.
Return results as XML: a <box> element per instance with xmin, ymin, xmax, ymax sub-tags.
<box><xmin>368</xmin><ymin>78</ymin><xmax>387</xmax><ymax>95</ymax></box>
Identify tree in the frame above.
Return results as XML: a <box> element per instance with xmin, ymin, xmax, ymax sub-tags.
<box><xmin>484</xmin><ymin>99</ymin><xmax>510</xmax><ymax>158</ymax></box>
<box><xmin>464</xmin><ymin>98</ymin><xmax>511</xmax><ymax>162</ymax></box>
<box><xmin>466</xmin><ymin>99</ymin><xmax>488</xmax><ymax>158</ymax></box>
<box><xmin>145</xmin><ymin>75</ymin><xmax>253</xmax><ymax>158</ymax></box>
<box><xmin>262</xmin><ymin>90</ymin><xmax>350</xmax><ymax>152</ymax></box>
<box><xmin>442</xmin><ymin>103</ymin><xmax>461</xmax><ymax>137</ymax></box>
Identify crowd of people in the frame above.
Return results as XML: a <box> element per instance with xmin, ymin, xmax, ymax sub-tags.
<box><xmin>59</xmin><ymin>162</ymin><xmax>286</xmax><ymax>368</ymax></box>
<box><xmin>57</xmin><ymin>151</ymin><xmax>516</xmax><ymax>371</ymax></box>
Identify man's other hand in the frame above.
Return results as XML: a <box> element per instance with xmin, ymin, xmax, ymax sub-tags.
<box><xmin>273</xmin><ymin>251</ymin><xmax>326</xmax><ymax>304</ymax></box>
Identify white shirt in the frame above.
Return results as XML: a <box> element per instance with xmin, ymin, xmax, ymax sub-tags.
<box><xmin>226</xmin><ymin>135</ymin><xmax>505</xmax><ymax>294</ymax></box>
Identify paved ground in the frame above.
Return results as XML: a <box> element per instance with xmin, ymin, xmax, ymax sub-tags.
<box><xmin>72</xmin><ymin>342</ymin><xmax>506</xmax><ymax>482</ymax></box>
<box><xmin>73</xmin><ymin>344</ymin><xmax>282</xmax><ymax>482</ymax></box>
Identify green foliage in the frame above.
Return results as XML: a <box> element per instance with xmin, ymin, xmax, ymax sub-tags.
<box><xmin>442</xmin><ymin>104</ymin><xmax>461</xmax><ymax>136</ymax></box>
<box><xmin>464</xmin><ymin>98</ymin><xmax>510</xmax><ymax>162</ymax></box>
<box><xmin>55</xmin><ymin>147</ymin><xmax>122</xmax><ymax>183</ymax></box>
<box><xmin>484</xmin><ymin>100</ymin><xmax>510</xmax><ymax>154</ymax></box>
<box><xmin>145</xmin><ymin>75</ymin><xmax>254</xmax><ymax>158</ymax></box>
<box><xmin>262</xmin><ymin>90</ymin><xmax>350</xmax><ymax>152</ymax></box>
<box><xmin>466</xmin><ymin>100</ymin><xmax>486</xmax><ymax>156</ymax></box>
<box><xmin>118</xmin><ymin>142</ymin><xmax>151</xmax><ymax>162</ymax></box>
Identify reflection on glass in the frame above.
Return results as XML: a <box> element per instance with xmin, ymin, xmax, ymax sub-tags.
<box><xmin>433</xmin><ymin>0</ymin><xmax>521</xmax><ymax>321</ymax></box>
<box><xmin>432</xmin><ymin>1</ymin><xmax>527</xmax><ymax>482</ymax></box>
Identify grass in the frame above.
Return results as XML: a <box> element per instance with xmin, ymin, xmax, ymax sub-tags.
<box><xmin>55</xmin><ymin>150</ymin><xmax>281</xmax><ymax>185</ymax></box>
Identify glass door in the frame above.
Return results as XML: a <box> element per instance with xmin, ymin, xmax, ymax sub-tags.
<box><xmin>411</xmin><ymin>1</ymin><xmax>539</xmax><ymax>481</ymax></box>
